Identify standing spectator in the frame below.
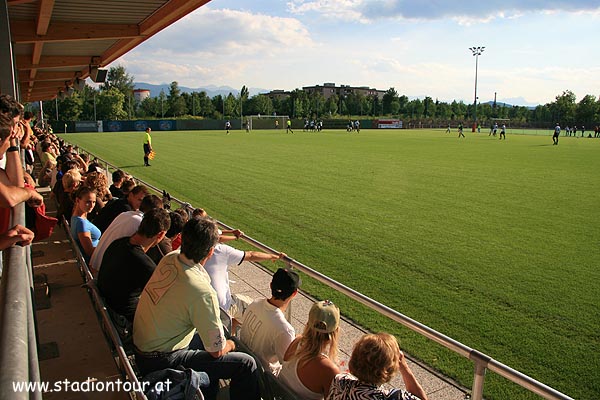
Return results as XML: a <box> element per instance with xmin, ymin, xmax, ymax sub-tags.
<box><xmin>279</xmin><ymin>300</ymin><xmax>341</xmax><ymax>399</ymax></box>
<box><xmin>240</xmin><ymin>268</ymin><xmax>300</xmax><ymax>375</ymax></box>
<box><xmin>327</xmin><ymin>333</ymin><xmax>429</xmax><ymax>400</ymax></box>
<box><xmin>133</xmin><ymin>217</ymin><xmax>260</xmax><ymax>400</ymax></box>
<box><xmin>24</xmin><ymin>142</ymin><xmax>35</xmax><ymax>175</ymax></box>
<box><xmin>143</xmin><ymin>127</ymin><xmax>153</xmax><ymax>166</ymax></box>
<box><xmin>0</xmin><ymin>112</ymin><xmax>43</xmax><ymax>246</ymax></box>
<box><xmin>70</xmin><ymin>186</ymin><xmax>101</xmax><ymax>262</ymax></box>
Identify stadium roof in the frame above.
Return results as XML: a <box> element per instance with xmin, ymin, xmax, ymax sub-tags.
<box><xmin>4</xmin><ymin>0</ymin><xmax>211</xmax><ymax>102</ymax></box>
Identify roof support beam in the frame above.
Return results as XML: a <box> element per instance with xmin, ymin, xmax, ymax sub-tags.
<box><xmin>37</xmin><ymin>0</ymin><xmax>55</xmax><ymax>35</ymax></box>
<box><xmin>20</xmin><ymin>70</ymin><xmax>73</xmax><ymax>83</ymax></box>
<box><xmin>12</xmin><ymin>21</ymin><xmax>140</xmax><ymax>43</ymax></box>
<box><xmin>16</xmin><ymin>55</ymin><xmax>92</xmax><ymax>69</ymax></box>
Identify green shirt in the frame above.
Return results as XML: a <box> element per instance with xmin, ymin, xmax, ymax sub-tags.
<box><xmin>144</xmin><ymin>132</ymin><xmax>152</xmax><ymax>146</ymax></box>
<box><xmin>133</xmin><ymin>251</ymin><xmax>225</xmax><ymax>353</ymax></box>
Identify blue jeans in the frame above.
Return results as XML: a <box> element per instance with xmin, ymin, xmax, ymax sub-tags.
<box><xmin>135</xmin><ymin>335</ymin><xmax>260</xmax><ymax>400</ymax></box>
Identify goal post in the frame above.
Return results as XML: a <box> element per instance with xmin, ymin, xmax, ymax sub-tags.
<box><xmin>247</xmin><ymin>115</ymin><xmax>288</xmax><ymax>131</ymax></box>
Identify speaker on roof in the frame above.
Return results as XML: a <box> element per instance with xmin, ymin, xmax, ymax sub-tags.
<box><xmin>74</xmin><ymin>77</ymin><xmax>85</xmax><ymax>91</ymax></box>
<box><xmin>90</xmin><ymin>67</ymin><xmax>108</xmax><ymax>83</ymax></box>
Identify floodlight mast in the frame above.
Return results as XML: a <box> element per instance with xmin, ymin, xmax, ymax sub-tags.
<box><xmin>469</xmin><ymin>46</ymin><xmax>485</xmax><ymax>122</ymax></box>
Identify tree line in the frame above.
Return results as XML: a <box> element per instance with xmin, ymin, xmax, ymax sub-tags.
<box><xmin>42</xmin><ymin>66</ymin><xmax>600</xmax><ymax>128</ymax></box>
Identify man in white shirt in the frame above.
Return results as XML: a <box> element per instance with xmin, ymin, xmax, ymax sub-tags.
<box><xmin>240</xmin><ymin>268</ymin><xmax>300</xmax><ymax>375</ymax></box>
<box><xmin>203</xmin><ymin>243</ymin><xmax>286</xmax><ymax>320</ymax></box>
<box><xmin>90</xmin><ymin>194</ymin><xmax>162</xmax><ymax>271</ymax></box>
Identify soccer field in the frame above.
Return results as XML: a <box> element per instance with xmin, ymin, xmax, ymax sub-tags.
<box><xmin>63</xmin><ymin>128</ymin><xmax>600</xmax><ymax>399</ymax></box>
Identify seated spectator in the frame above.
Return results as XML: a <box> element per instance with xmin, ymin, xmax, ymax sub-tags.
<box><xmin>133</xmin><ymin>217</ymin><xmax>260</xmax><ymax>400</ymax></box>
<box><xmin>240</xmin><ymin>268</ymin><xmax>300</xmax><ymax>375</ymax></box>
<box><xmin>40</xmin><ymin>141</ymin><xmax>57</xmax><ymax>167</ymax></box>
<box><xmin>70</xmin><ymin>186</ymin><xmax>101</xmax><ymax>262</ymax></box>
<box><xmin>204</xmin><ymin>242</ymin><xmax>286</xmax><ymax>322</ymax></box>
<box><xmin>170</xmin><ymin>206</ymin><xmax>191</xmax><ymax>250</ymax></box>
<box><xmin>97</xmin><ymin>208</ymin><xmax>170</xmax><ymax>322</ymax></box>
<box><xmin>109</xmin><ymin>169</ymin><xmax>126</xmax><ymax>198</ymax></box>
<box><xmin>146</xmin><ymin>210</ymin><xmax>185</xmax><ymax>265</ymax></box>
<box><xmin>279</xmin><ymin>300</ymin><xmax>341</xmax><ymax>400</ymax></box>
<box><xmin>85</xmin><ymin>171</ymin><xmax>112</xmax><ymax>219</ymax></box>
<box><xmin>52</xmin><ymin>158</ymin><xmax>77</xmax><ymax>194</ymax></box>
<box><xmin>92</xmin><ymin>185</ymin><xmax>148</xmax><ymax>232</ymax></box>
<box><xmin>90</xmin><ymin>194</ymin><xmax>163</xmax><ymax>271</ymax></box>
<box><xmin>57</xmin><ymin>169</ymin><xmax>81</xmax><ymax>223</ymax></box>
<box><xmin>121</xmin><ymin>178</ymin><xmax>135</xmax><ymax>197</ymax></box>
<box><xmin>327</xmin><ymin>333</ymin><xmax>428</xmax><ymax>400</ymax></box>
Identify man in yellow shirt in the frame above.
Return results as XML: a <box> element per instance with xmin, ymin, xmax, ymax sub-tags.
<box><xmin>133</xmin><ymin>217</ymin><xmax>260</xmax><ymax>399</ymax></box>
<box><xmin>143</xmin><ymin>127</ymin><xmax>152</xmax><ymax>166</ymax></box>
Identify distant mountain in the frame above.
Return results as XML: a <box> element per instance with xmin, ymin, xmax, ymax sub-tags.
<box><xmin>482</xmin><ymin>100</ymin><xmax>537</xmax><ymax>110</ymax></box>
<box><xmin>134</xmin><ymin>82</ymin><xmax>270</xmax><ymax>98</ymax></box>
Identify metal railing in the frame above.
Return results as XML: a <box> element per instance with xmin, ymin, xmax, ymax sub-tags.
<box><xmin>0</xmin><ymin>203</ymin><xmax>42</xmax><ymax>400</ymax></box>
<box><xmin>78</xmin><ymin>148</ymin><xmax>574</xmax><ymax>400</ymax></box>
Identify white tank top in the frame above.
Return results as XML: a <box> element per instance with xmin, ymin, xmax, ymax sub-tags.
<box><xmin>279</xmin><ymin>356</ymin><xmax>324</xmax><ymax>400</ymax></box>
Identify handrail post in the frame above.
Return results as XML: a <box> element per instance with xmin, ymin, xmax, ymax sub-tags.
<box><xmin>470</xmin><ymin>350</ymin><xmax>490</xmax><ymax>400</ymax></box>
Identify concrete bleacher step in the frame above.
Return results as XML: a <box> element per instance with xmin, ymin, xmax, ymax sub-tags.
<box><xmin>33</xmin><ymin>180</ymin><xmax>130</xmax><ymax>399</ymax></box>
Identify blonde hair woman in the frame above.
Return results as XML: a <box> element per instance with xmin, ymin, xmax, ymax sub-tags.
<box><xmin>326</xmin><ymin>332</ymin><xmax>428</xmax><ymax>400</ymax></box>
<box><xmin>279</xmin><ymin>300</ymin><xmax>341</xmax><ymax>399</ymax></box>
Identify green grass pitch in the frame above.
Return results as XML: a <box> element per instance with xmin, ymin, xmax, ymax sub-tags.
<box><xmin>62</xmin><ymin>128</ymin><xmax>600</xmax><ymax>399</ymax></box>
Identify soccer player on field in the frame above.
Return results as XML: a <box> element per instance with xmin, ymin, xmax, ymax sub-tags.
<box><xmin>553</xmin><ymin>123</ymin><xmax>560</xmax><ymax>145</ymax></box>
<box><xmin>499</xmin><ymin>124</ymin><xmax>506</xmax><ymax>140</ymax></box>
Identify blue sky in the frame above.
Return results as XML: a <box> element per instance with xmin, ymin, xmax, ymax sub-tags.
<box><xmin>114</xmin><ymin>0</ymin><xmax>600</xmax><ymax>106</ymax></box>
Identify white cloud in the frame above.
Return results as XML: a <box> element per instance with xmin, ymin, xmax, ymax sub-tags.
<box><xmin>115</xmin><ymin>7</ymin><xmax>316</xmax><ymax>87</ymax></box>
<box><xmin>287</xmin><ymin>0</ymin><xmax>600</xmax><ymax>23</ymax></box>
<box><xmin>139</xmin><ymin>7</ymin><xmax>314</xmax><ymax>57</ymax></box>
